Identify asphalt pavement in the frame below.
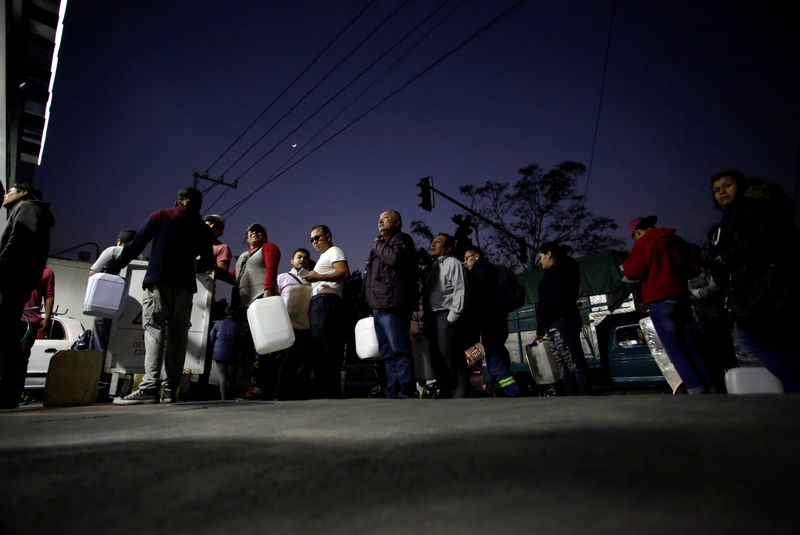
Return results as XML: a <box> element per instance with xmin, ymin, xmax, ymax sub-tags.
<box><xmin>1</xmin><ymin>394</ymin><xmax>798</xmax><ymax>534</ymax></box>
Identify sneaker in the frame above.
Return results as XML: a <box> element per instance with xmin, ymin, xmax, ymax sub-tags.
<box><xmin>113</xmin><ymin>389</ymin><xmax>158</xmax><ymax>405</ymax></box>
<box><xmin>160</xmin><ymin>386</ymin><xmax>177</xmax><ymax>404</ymax></box>
<box><xmin>244</xmin><ymin>386</ymin><xmax>263</xmax><ymax>400</ymax></box>
<box><xmin>418</xmin><ymin>381</ymin><xmax>440</xmax><ymax>399</ymax></box>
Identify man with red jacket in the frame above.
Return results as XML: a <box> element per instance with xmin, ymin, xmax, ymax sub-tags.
<box><xmin>623</xmin><ymin>216</ymin><xmax>714</xmax><ymax>393</ymax></box>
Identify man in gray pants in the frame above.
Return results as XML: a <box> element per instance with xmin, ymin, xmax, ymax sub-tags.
<box><xmin>105</xmin><ymin>187</ymin><xmax>214</xmax><ymax>404</ymax></box>
<box><xmin>423</xmin><ymin>233</ymin><xmax>469</xmax><ymax>398</ymax></box>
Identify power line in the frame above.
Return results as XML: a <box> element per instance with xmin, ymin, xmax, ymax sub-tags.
<box><xmin>242</xmin><ymin>0</ymin><xmax>467</xmax><ymax>194</ymax></box>
<box><xmin>219</xmin><ymin>0</ymin><xmax>412</xmax><ymax>180</ymax></box>
<box><xmin>583</xmin><ymin>0</ymin><xmax>616</xmax><ymax>203</ymax></box>
<box><xmin>220</xmin><ymin>0</ymin><xmax>531</xmax><ymax>218</ymax></box>
<box><xmin>204</xmin><ymin>0</ymin><xmax>378</xmax><ymax>174</ymax></box>
<box><xmin>224</xmin><ymin>0</ymin><xmax>450</xmax><ymax>189</ymax></box>
<box><xmin>205</xmin><ymin>0</ymin><xmax>411</xmax><ymax>215</ymax></box>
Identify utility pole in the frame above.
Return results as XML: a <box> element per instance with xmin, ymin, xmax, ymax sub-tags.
<box><xmin>192</xmin><ymin>172</ymin><xmax>238</xmax><ymax>191</ymax></box>
<box><xmin>416</xmin><ymin>176</ymin><xmax>532</xmax><ymax>264</ymax></box>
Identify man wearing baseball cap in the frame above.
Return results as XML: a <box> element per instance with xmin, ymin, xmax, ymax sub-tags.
<box><xmin>105</xmin><ymin>187</ymin><xmax>214</xmax><ymax>404</ymax></box>
<box><xmin>623</xmin><ymin>215</ymin><xmax>715</xmax><ymax>393</ymax></box>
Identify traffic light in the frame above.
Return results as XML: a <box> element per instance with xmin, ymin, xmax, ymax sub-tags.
<box><xmin>417</xmin><ymin>176</ymin><xmax>433</xmax><ymax>211</ymax></box>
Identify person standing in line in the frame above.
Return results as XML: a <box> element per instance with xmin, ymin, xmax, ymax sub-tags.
<box><xmin>277</xmin><ymin>248</ymin><xmax>313</xmax><ymax>303</ymax></box>
<box><xmin>709</xmin><ymin>170</ymin><xmax>800</xmax><ymax>391</ymax></box>
<box><xmin>229</xmin><ymin>223</ymin><xmax>281</xmax><ymax>399</ymax></box>
<box><xmin>276</xmin><ymin>248</ymin><xmax>313</xmax><ymax>399</ymax></box>
<box><xmin>365</xmin><ymin>210</ymin><xmax>418</xmax><ymax>399</ymax></box>
<box><xmin>535</xmin><ymin>242</ymin><xmax>590</xmax><ymax>395</ymax></box>
<box><xmin>623</xmin><ymin>215</ymin><xmax>715</xmax><ymax>394</ymax></box>
<box><xmin>89</xmin><ymin>229</ymin><xmax>137</xmax><ymax>359</ymax></box>
<box><xmin>21</xmin><ymin>267</ymin><xmax>55</xmax><ymax>343</ymax></box>
<box><xmin>208</xmin><ymin>306</ymin><xmax>239</xmax><ymax>400</ymax></box>
<box><xmin>303</xmin><ymin>225</ymin><xmax>350</xmax><ymax>398</ymax></box>
<box><xmin>463</xmin><ymin>246</ymin><xmax>520</xmax><ymax>397</ymax></box>
<box><xmin>204</xmin><ymin>214</ymin><xmax>232</xmax><ymax>276</ymax></box>
<box><xmin>203</xmin><ymin>214</ymin><xmax>232</xmax><ymax>315</ymax></box>
<box><xmin>106</xmin><ymin>187</ymin><xmax>214</xmax><ymax>405</ymax></box>
<box><xmin>201</xmin><ymin>214</ymin><xmax>233</xmax><ymax>395</ymax></box>
<box><xmin>18</xmin><ymin>266</ymin><xmax>55</xmax><ymax>398</ymax></box>
<box><xmin>423</xmin><ymin>233</ymin><xmax>469</xmax><ymax>398</ymax></box>
<box><xmin>0</xmin><ymin>183</ymin><xmax>55</xmax><ymax>409</ymax></box>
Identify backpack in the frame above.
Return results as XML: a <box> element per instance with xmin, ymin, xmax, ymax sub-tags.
<box><xmin>495</xmin><ymin>264</ymin><xmax>525</xmax><ymax>312</ymax></box>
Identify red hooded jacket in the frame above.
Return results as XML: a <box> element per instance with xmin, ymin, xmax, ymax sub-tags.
<box><xmin>623</xmin><ymin>228</ymin><xmax>699</xmax><ymax>304</ymax></box>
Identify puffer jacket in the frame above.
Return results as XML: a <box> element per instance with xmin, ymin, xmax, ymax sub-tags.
<box><xmin>713</xmin><ymin>181</ymin><xmax>800</xmax><ymax>324</ymax></box>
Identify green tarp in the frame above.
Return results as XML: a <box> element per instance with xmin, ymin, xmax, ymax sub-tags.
<box><xmin>516</xmin><ymin>250</ymin><xmax>632</xmax><ymax>312</ymax></box>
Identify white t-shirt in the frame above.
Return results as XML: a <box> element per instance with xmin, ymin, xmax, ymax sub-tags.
<box><xmin>311</xmin><ymin>246</ymin><xmax>346</xmax><ymax>298</ymax></box>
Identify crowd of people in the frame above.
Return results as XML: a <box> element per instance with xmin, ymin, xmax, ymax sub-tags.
<box><xmin>1</xmin><ymin>168</ymin><xmax>798</xmax><ymax>408</ymax></box>
<box><xmin>623</xmin><ymin>170</ymin><xmax>800</xmax><ymax>393</ymax></box>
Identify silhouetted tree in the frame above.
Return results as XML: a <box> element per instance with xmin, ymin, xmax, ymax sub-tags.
<box><xmin>460</xmin><ymin>161</ymin><xmax>622</xmax><ymax>271</ymax></box>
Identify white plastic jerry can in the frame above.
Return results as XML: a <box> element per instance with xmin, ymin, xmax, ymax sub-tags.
<box><xmin>83</xmin><ymin>273</ymin><xmax>128</xmax><ymax>318</ymax></box>
<box><xmin>725</xmin><ymin>367</ymin><xmax>784</xmax><ymax>394</ymax></box>
<box><xmin>247</xmin><ymin>296</ymin><xmax>295</xmax><ymax>354</ymax></box>
<box><xmin>524</xmin><ymin>340</ymin><xmax>561</xmax><ymax>385</ymax></box>
<box><xmin>354</xmin><ymin>316</ymin><xmax>381</xmax><ymax>360</ymax></box>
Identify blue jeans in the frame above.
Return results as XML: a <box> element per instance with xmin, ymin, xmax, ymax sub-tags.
<box><xmin>735</xmin><ymin>323</ymin><xmax>800</xmax><ymax>392</ymax></box>
<box><xmin>648</xmin><ymin>298</ymin><xmax>714</xmax><ymax>393</ymax></box>
<box><xmin>309</xmin><ymin>294</ymin><xmax>344</xmax><ymax>398</ymax></box>
<box><xmin>373</xmin><ymin>308</ymin><xmax>415</xmax><ymax>398</ymax></box>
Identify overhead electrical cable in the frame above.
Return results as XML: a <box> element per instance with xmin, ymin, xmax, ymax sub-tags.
<box><xmin>224</xmin><ymin>0</ymin><xmax>450</xmax><ymax>189</ymax></box>
<box><xmin>583</xmin><ymin>0</ymin><xmax>615</xmax><ymax>203</ymax></box>
<box><xmin>220</xmin><ymin>0</ymin><xmax>531</xmax><ymax>218</ymax></box>
<box><xmin>204</xmin><ymin>0</ymin><xmax>378</xmax><ymax>174</ymax></box>
<box><xmin>242</xmin><ymin>0</ymin><xmax>468</xmax><ymax>191</ymax></box>
<box><xmin>218</xmin><ymin>0</ymin><xmax>412</xmax><ymax>180</ymax></box>
<box><xmin>206</xmin><ymin>0</ymin><xmax>411</xmax><ymax>215</ymax></box>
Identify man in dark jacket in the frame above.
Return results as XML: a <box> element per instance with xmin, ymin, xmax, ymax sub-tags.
<box><xmin>463</xmin><ymin>246</ymin><xmax>520</xmax><ymax>396</ymax></box>
<box><xmin>1</xmin><ymin>183</ymin><xmax>55</xmax><ymax>408</ymax></box>
<box><xmin>364</xmin><ymin>210</ymin><xmax>418</xmax><ymax>398</ymax></box>
<box><xmin>106</xmin><ymin>187</ymin><xmax>214</xmax><ymax>405</ymax></box>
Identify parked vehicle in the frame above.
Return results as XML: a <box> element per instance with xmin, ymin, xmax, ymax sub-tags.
<box><xmin>595</xmin><ymin>312</ymin><xmax>668</xmax><ymax>389</ymax></box>
<box><xmin>25</xmin><ymin>315</ymin><xmax>86</xmax><ymax>390</ymax></box>
<box><xmin>501</xmin><ymin>251</ymin><xmax>670</xmax><ymax>393</ymax></box>
<box><xmin>35</xmin><ymin>258</ymin><xmax>215</xmax><ymax>399</ymax></box>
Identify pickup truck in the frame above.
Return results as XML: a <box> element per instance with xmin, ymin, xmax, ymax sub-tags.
<box><xmin>503</xmin><ymin>305</ymin><xmax>668</xmax><ymax>394</ymax></box>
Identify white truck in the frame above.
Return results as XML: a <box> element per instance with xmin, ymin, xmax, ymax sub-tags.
<box><xmin>33</xmin><ymin>258</ymin><xmax>214</xmax><ymax>397</ymax></box>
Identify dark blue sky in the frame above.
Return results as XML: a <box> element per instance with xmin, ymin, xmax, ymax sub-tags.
<box><xmin>37</xmin><ymin>0</ymin><xmax>798</xmax><ymax>273</ymax></box>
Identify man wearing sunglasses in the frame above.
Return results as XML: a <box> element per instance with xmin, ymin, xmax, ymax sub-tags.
<box><xmin>303</xmin><ymin>225</ymin><xmax>350</xmax><ymax>398</ymax></box>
